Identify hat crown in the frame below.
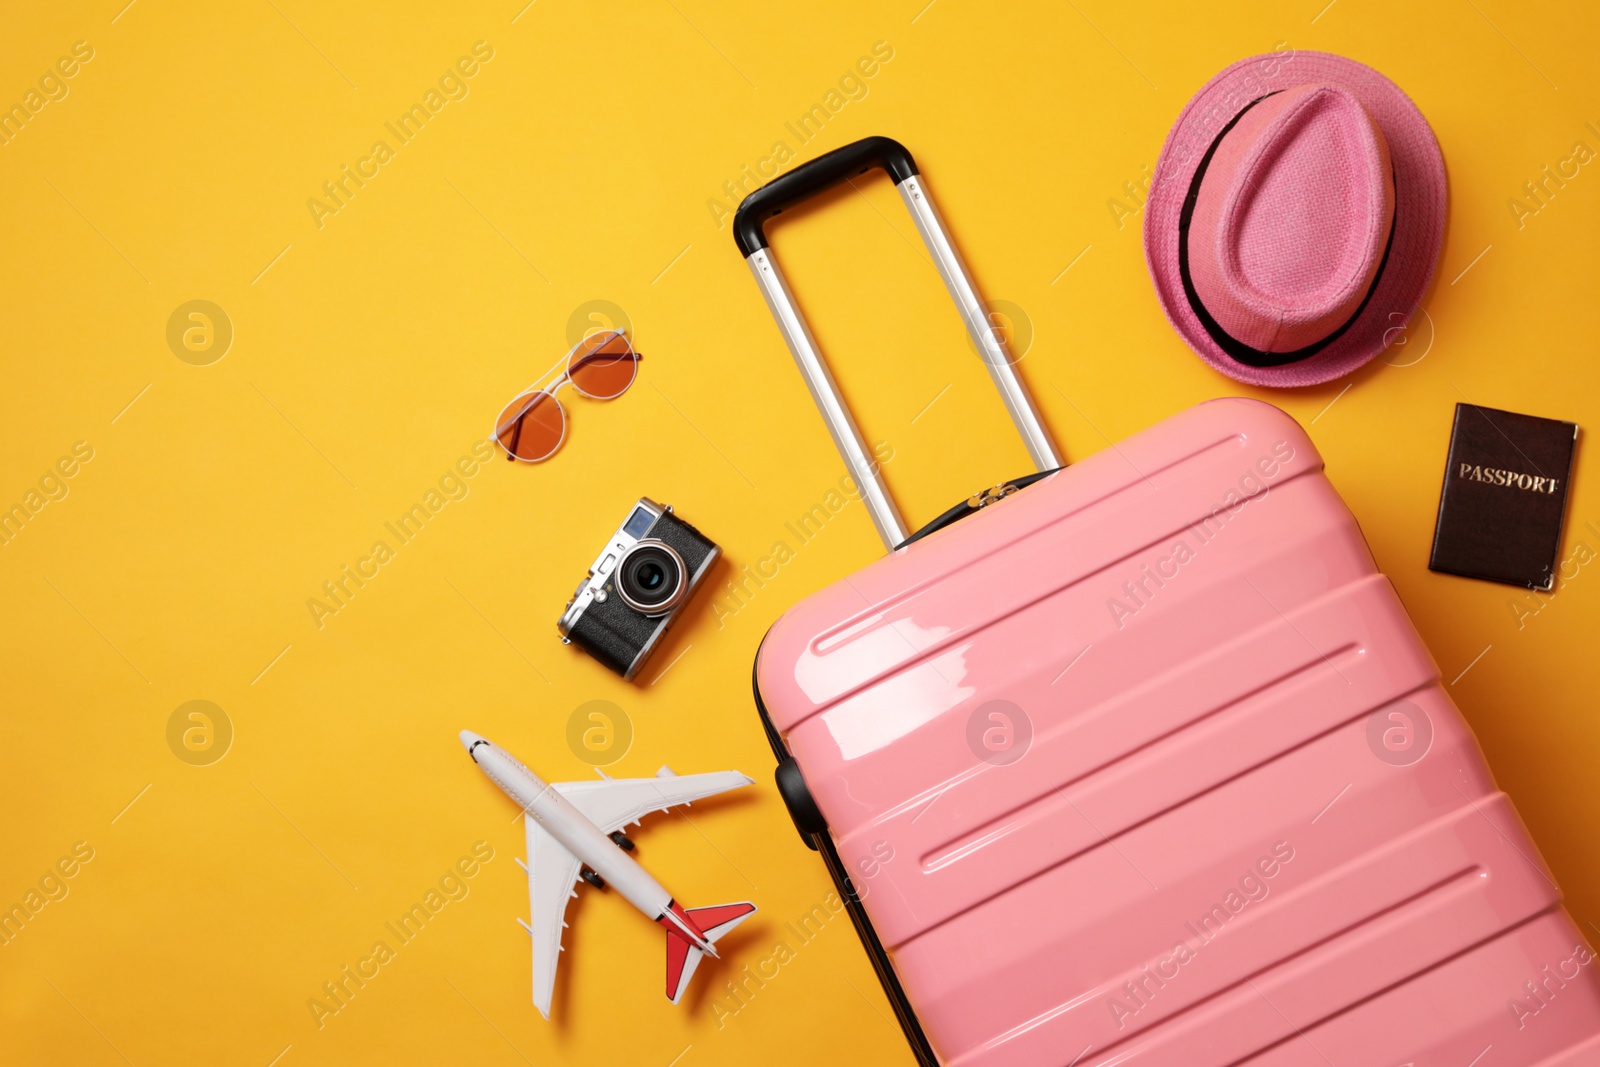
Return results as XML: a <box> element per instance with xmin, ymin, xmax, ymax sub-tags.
<box><xmin>1145</xmin><ymin>50</ymin><xmax>1447</xmax><ymax>386</ymax></box>
<box><xmin>1189</xmin><ymin>84</ymin><xmax>1396</xmax><ymax>355</ymax></box>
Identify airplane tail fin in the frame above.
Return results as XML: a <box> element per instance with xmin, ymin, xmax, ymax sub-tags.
<box><xmin>664</xmin><ymin>901</ymin><xmax>757</xmax><ymax>1005</ymax></box>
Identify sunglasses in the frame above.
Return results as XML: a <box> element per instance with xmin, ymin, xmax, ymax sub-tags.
<box><xmin>492</xmin><ymin>330</ymin><xmax>642</xmax><ymax>462</ymax></box>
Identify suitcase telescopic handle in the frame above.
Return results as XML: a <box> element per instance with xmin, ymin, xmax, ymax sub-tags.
<box><xmin>734</xmin><ymin>136</ymin><xmax>1063</xmax><ymax>551</ymax></box>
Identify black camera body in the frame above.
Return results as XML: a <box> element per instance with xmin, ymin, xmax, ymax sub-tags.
<box><xmin>558</xmin><ymin>499</ymin><xmax>719</xmax><ymax>680</ymax></box>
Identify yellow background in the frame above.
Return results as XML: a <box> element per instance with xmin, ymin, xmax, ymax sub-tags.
<box><xmin>2</xmin><ymin>1</ymin><xmax>1597</xmax><ymax>1064</ymax></box>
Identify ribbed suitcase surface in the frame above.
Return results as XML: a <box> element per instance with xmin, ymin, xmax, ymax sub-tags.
<box><xmin>756</xmin><ymin>398</ymin><xmax>1600</xmax><ymax>1066</ymax></box>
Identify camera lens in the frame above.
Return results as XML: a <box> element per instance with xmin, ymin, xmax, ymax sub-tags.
<box><xmin>615</xmin><ymin>540</ymin><xmax>686</xmax><ymax>615</ymax></box>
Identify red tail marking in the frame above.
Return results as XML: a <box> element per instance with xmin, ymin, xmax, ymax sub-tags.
<box><xmin>659</xmin><ymin>900</ymin><xmax>757</xmax><ymax>1003</ymax></box>
<box><xmin>686</xmin><ymin>902</ymin><xmax>756</xmax><ymax>933</ymax></box>
<box><xmin>664</xmin><ymin>926</ymin><xmax>694</xmax><ymax>999</ymax></box>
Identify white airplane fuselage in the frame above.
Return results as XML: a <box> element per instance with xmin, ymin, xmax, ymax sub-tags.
<box><xmin>462</xmin><ymin>732</ymin><xmax>712</xmax><ymax>953</ymax></box>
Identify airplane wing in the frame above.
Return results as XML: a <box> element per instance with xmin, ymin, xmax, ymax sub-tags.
<box><xmin>521</xmin><ymin>816</ymin><xmax>584</xmax><ymax>1020</ymax></box>
<box><xmin>552</xmin><ymin>770</ymin><xmax>753</xmax><ymax>835</ymax></box>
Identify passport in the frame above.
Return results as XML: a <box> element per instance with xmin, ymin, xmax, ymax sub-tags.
<box><xmin>1430</xmin><ymin>403</ymin><xmax>1579</xmax><ymax>590</ymax></box>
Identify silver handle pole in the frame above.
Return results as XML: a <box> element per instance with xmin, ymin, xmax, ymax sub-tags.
<box><xmin>897</xmin><ymin>176</ymin><xmax>1062</xmax><ymax>472</ymax></box>
<box><xmin>747</xmin><ymin>248</ymin><xmax>910</xmax><ymax>551</ymax></box>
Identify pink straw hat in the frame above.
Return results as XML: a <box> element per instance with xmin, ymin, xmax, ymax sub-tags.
<box><xmin>1144</xmin><ymin>51</ymin><xmax>1446</xmax><ymax>387</ymax></box>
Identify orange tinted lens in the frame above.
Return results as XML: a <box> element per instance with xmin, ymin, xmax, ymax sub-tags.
<box><xmin>567</xmin><ymin>332</ymin><xmax>639</xmax><ymax>400</ymax></box>
<box><xmin>495</xmin><ymin>391</ymin><xmax>564</xmax><ymax>461</ymax></box>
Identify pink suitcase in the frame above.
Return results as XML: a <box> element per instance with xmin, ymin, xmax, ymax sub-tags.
<box><xmin>735</xmin><ymin>138</ymin><xmax>1600</xmax><ymax>1066</ymax></box>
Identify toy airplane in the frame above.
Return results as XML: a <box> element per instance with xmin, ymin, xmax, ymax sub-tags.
<box><xmin>459</xmin><ymin>731</ymin><xmax>756</xmax><ymax>1017</ymax></box>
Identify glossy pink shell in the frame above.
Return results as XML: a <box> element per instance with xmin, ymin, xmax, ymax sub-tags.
<box><xmin>757</xmin><ymin>398</ymin><xmax>1600</xmax><ymax>1066</ymax></box>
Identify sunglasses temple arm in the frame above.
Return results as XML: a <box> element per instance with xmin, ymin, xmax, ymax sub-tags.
<box><xmin>506</xmin><ymin>411</ymin><xmax>524</xmax><ymax>459</ymax></box>
<box><xmin>567</xmin><ymin>349</ymin><xmax>638</xmax><ymax>377</ymax></box>
<box><xmin>551</xmin><ymin>328</ymin><xmax>623</xmax><ymax>381</ymax></box>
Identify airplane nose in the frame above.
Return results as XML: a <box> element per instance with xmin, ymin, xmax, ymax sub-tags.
<box><xmin>460</xmin><ymin>730</ymin><xmax>486</xmax><ymax>752</ymax></box>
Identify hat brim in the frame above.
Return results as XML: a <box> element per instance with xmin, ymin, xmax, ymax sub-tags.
<box><xmin>1144</xmin><ymin>51</ymin><xmax>1447</xmax><ymax>388</ymax></box>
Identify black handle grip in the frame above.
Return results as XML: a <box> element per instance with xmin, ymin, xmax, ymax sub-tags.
<box><xmin>732</xmin><ymin>135</ymin><xmax>920</xmax><ymax>257</ymax></box>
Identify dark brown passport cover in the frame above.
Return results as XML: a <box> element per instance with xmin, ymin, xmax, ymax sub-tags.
<box><xmin>1430</xmin><ymin>403</ymin><xmax>1578</xmax><ymax>590</ymax></box>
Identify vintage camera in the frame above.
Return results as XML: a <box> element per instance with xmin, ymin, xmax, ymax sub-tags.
<box><xmin>558</xmin><ymin>498</ymin><xmax>720</xmax><ymax>680</ymax></box>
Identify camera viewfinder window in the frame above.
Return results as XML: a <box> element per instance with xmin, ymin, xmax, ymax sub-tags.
<box><xmin>623</xmin><ymin>507</ymin><xmax>655</xmax><ymax>539</ymax></box>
